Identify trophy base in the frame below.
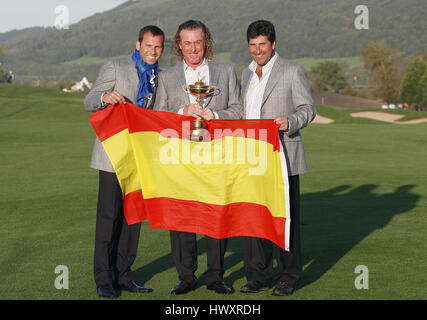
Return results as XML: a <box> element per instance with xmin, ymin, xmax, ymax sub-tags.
<box><xmin>190</xmin><ymin>128</ymin><xmax>211</xmax><ymax>142</ymax></box>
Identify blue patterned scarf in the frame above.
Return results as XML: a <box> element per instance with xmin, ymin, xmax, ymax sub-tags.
<box><xmin>132</xmin><ymin>49</ymin><xmax>159</xmax><ymax>107</ymax></box>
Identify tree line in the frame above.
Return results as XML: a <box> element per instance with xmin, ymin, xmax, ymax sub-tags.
<box><xmin>2</xmin><ymin>36</ymin><xmax>426</xmax><ymax>107</ymax></box>
<box><xmin>309</xmin><ymin>42</ymin><xmax>427</xmax><ymax>107</ymax></box>
<box><xmin>0</xmin><ymin>45</ymin><xmax>5</xmax><ymax>79</ymax></box>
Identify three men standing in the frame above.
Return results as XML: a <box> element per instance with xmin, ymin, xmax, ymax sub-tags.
<box><xmin>85</xmin><ymin>19</ymin><xmax>315</xmax><ymax>298</ymax></box>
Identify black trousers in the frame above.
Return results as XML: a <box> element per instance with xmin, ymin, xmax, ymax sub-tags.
<box><xmin>243</xmin><ymin>175</ymin><xmax>302</xmax><ymax>287</ymax></box>
<box><xmin>170</xmin><ymin>231</ymin><xmax>228</xmax><ymax>285</ymax></box>
<box><xmin>93</xmin><ymin>170</ymin><xmax>141</xmax><ymax>287</ymax></box>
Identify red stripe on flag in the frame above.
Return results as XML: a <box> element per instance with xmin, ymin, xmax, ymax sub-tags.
<box><xmin>89</xmin><ymin>104</ymin><xmax>127</xmax><ymax>142</ymax></box>
<box><xmin>208</xmin><ymin>119</ymin><xmax>281</xmax><ymax>151</ymax></box>
<box><xmin>90</xmin><ymin>103</ymin><xmax>280</xmax><ymax>149</ymax></box>
<box><xmin>90</xmin><ymin>103</ymin><xmax>194</xmax><ymax>141</ymax></box>
<box><xmin>123</xmin><ymin>189</ymin><xmax>287</xmax><ymax>249</ymax></box>
<box><xmin>122</xmin><ymin>190</ymin><xmax>147</xmax><ymax>223</ymax></box>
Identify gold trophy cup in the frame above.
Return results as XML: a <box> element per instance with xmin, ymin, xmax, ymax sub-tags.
<box><xmin>183</xmin><ymin>78</ymin><xmax>217</xmax><ymax>142</ymax></box>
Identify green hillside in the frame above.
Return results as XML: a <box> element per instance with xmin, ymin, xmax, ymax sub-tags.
<box><xmin>1</xmin><ymin>0</ymin><xmax>426</xmax><ymax>82</ymax></box>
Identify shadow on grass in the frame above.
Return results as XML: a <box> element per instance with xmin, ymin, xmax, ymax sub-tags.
<box><xmin>298</xmin><ymin>184</ymin><xmax>419</xmax><ymax>289</ymax></box>
<box><xmin>133</xmin><ymin>184</ymin><xmax>419</xmax><ymax>290</ymax></box>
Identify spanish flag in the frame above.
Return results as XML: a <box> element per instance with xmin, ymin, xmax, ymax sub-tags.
<box><xmin>89</xmin><ymin>102</ymin><xmax>291</xmax><ymax>250</ymax></box>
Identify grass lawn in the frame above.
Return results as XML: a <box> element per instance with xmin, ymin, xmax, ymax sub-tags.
<box><xmin>0</xmin><ymin>84</ymin><xmax>426</xmax><ymax>301</ymax></box>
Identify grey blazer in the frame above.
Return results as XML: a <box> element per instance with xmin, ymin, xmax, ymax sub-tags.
<box><xmin>241</xmin><ymin>55</ymin><xmax>316</xmax><ymax>176</ymax></box>
<box><xmin>153</xmin><ymin>61</ymin><xmax>242</xmax><ymax>119</ymax></box>
<box><xmin>84</xmin><ymin>55</ymin><xmax>156</xmax><ymax>172</ymax></box>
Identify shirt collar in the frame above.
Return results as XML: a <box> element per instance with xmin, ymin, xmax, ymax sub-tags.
<box><xmin>249</xmin><ymin>52</ymin><xmax>279</xmax><ymax>73</ymax></box>
<box><xmin>183</xmin><ymin>58</ymin><xmax>208</xmax><ymax>71</ymax></box>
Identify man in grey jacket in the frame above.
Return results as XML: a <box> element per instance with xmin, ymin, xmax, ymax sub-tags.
<box><xmin>239</xmin><ymin>20</ymin><xmax>316</xmax><ymax>296</ymax></box>
<box><xmin>84</xmin><ymin>25</ymin><xmax>164</xmax><ymax>298</ymax></box>
<box><xmin>153</xmin><ymin>20</ymin><xmax>242</xmax><ymax>295</ymax></box>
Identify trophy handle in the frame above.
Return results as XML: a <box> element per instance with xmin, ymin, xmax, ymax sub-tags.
<box><xmin>203</xmin><ymin>86</ymin><xmax>219</xmax><ymax>96</ymax></box>
<box><xmin>182</xmin><ymin>84</ymin><xmax>190</xmax><ymax>94</ymax></box>
<box><xmin>211</xmin><ymin>87</ymin><xmax>221</xmax><ymax>96</ymax></box>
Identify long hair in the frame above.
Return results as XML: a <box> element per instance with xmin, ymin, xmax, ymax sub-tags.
<box><xmin>174</xmin><ymin>20</ymin><xmax>214</xmax><ymax>61</ymax></box>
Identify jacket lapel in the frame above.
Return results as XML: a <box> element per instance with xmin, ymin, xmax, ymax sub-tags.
<box><xmin>129</xmin><ymin>59</ymin><xmax>139</xmax><ymax>86</ymax></box>
<box><xmin>261</xmin><ymin>56</ymin><xmax>283</xmax><ymax>108</ymax></box>
<box><xmin>241</xmin><ymin>69</ymin><xmax>253</xmax><ymax>118</ymax></box>
<box><xmin>205</xmin><ymin>61</ymin><xmax>219</xmax><ymax>108</ymax></box>
<box><xmin>125</xmin><ymin>56</ymin><xmax>139</xmax><ymax>103</ymax></box>
<box><xmin>175</xmin><ymin>61</ymin><xmax>190</xmax><ymax>104</ymax></box>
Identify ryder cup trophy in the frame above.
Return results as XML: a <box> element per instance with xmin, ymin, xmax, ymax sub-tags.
<box><xmin>183</xmin><ymin>78</ymin><xmax>217</xmax><ymax>142</ymax></box>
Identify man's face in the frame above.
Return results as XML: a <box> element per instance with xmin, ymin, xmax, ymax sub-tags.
<box><xmin>136</xmin><ymin>32</ymin><xmax>164</xmax><ymax>65</ymax></box>
<box><xmin>179</xmin><ymin>28</ymin><xmax>205</xmax><ymax>69</ymax></box>
<box><xmin>248</xmin><ymin>35</ymin><xmax>276</xmax><ymax>67</ymax></box>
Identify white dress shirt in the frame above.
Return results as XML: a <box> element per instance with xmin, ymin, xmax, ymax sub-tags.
<box><xmin>245</xmin><ymin>52</ymin><xmax>278</xmax><ymax>119</ymax></box>
<box><xmin>184</xmin><ymin>58</ymin><xmax>210</xmax><ymax>107</ymax></box>
<box><xmin>179</xmin><ymin>59</ymin><xmax>218</xmax><ymax>118</ymax></box>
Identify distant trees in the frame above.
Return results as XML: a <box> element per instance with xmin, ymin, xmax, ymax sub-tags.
<box><xmin>309</xmin><ymin>42</ymin><xmax>427</xmax><ymax>108</ymax></box>
<box><xmin>356</xmin><ymin>43</ymin><xmax>427</xmax><ymax>107</ymax></box>
<box><xmin>309</xmin><ymin>61</ymin><xmax>350</xmax><ymax>94</ymax></box>
<box><xmin>400</xmin><ymin>56</ymin><xmax>427</xmax><ymax>106</ymax></box>
<box><xmin>420</xmin><ymin>71</ymin><xmax>427</xmax><ymax>107</ymax></box>
<box><xmin>0</xmin><ymin>44</ymin><xmax>7</xmax><ymax>80</ymax></box>
<box><xmin>358</xmin><ymin>42</ymin><xmax>402</xmax><ymax>103</ymax></box>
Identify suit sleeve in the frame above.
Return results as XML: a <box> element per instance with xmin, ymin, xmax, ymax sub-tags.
<box><xmin>84</xmin><ymin>60</ymin><xmax>116</xmax><ymax>112</ymax></box>
<box><xmin>215</xmin><ymin>65</ymin><xmax>243</xmax><ymax>120</ymax></box>
<box><xmin>286</xmin><ymin>65</ymin><xmax>316</xmax><ymax>136</ymax></box>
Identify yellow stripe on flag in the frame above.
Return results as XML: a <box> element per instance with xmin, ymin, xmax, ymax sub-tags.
<box><xmin>103</xmin><ymin>130</ymin><xmax>287</xmax><ymax>219</ymax></box>
<box><xmin>101</xmin><ymin>129</ymin><xmax>141</xmax><ymax>195</ymax></box>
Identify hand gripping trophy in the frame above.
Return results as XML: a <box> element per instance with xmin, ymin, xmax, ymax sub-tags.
<box><xmin>183</xmin><ymin>75</ymin><xmax>217</xmax><ymax>142</ymax></box>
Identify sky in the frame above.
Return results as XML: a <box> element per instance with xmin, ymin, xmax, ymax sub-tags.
<box><xmin>0</xmin><ymin>0</ymin><xmax>129</xmax><ymax>33</ymax></box>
